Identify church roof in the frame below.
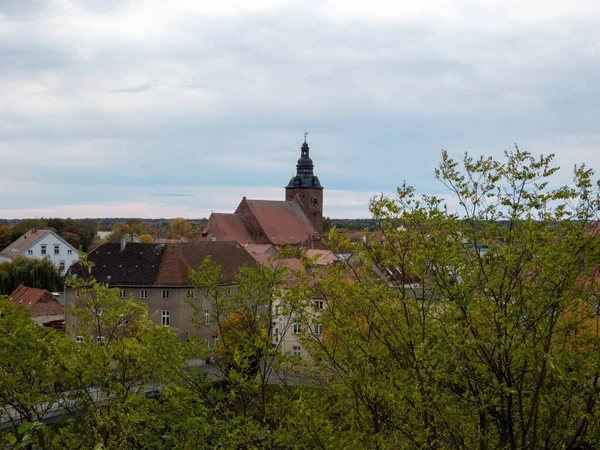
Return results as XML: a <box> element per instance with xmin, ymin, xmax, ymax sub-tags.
<box><xmin>207</xmin><ymin>213</ymin><xmax>254</xmax><ymax>244</ymax></box>
<box><xmin>241</xmin><ymin>199</ymin><xmax>318</xmax><ymax>245</ymax></box>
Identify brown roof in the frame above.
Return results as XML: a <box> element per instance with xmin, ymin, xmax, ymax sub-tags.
<box><xmin>7</xmin><ymin>285</ymin><xmax>64</xmax><ymax>317</ymax></box>
<box><xmin>155</xmin><ymin>241</ymin><xmax>257</xmax><ymax>285</ymax></box>
<box><xmin>244</xmin><ymin>244</ymin><xmax>276</xmax><ymax>254</ymax></box>
<box><xmin>253</xmin><ymin>255</ymin><xmax>304</xmax><ymax>272</ymax></box>
<box><xmin>204</xmin><ymin>213</ymin><xmax>254</xmax><ymax>244</ymax></box>
<box><xmin>239</xmin><ymin>199</ymin><xmax>318</xmax><ymax>245</ymax></box>
<box><xmin>305</xmin><ymin>249</ymin><xmax>338</xmax><ymax>265</ymax></box>
<box><xmin>1</xmin><ymin>229</ymin><xmax>52</xmax><ymax>256</ymax></box>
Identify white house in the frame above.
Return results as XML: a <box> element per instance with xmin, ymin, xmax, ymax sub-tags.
<box><xmin>0</xmin><ymin>229</ymin><xmax>79</xmax><ymax>275</ymax></box>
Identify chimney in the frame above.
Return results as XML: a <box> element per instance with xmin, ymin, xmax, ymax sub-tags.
<box><xmin>120</xmin><ymin>235</ymin><xmax>127</xmax><ymax>251</ymax></box>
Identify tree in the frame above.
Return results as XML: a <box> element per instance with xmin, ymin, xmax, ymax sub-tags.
<box><xmin>182</xmin><ymin>255</ymin><xmax>299</xmax><ymax>448</ymax></box>
<box><xmin>0</xmin><ymin>256</ymin><xmax>63</xmax><ymax>295</ymax></box>
<box><xmin>168</xmin><ymin>217</ymin><xmax>193</xmax><ymax>240</ymax></box>
<box><xmin>138</xmin><ymin>234</ymin><xmax>153</xmax><ymax>243</ymax></box>
<box><xmin>50</xmin><ymin>255</ymin><xmax>185</xmax><ymax>449</ymax></box>
<box><xmin>0</xmin><ymin>300</ymin><xmax>67</xmax><ymax>434</ymax></box>
<box><xmin>126</xmin><ymin>218</ymin><xmax>152</xmax><ymax>236</ymax></box>
<box><xmin>11</xmin><ymin>219</ymin><xmax>47</xmax><ymax>241</ymax></box>
<box><xmin>106</xmin><ymin>222</ymin><xmax>131</xmax><ymax>243</ymax></box>
<box><xmin>0</xmin><ymin>224</ymin><xmax>13</xmax><ymax>250</ymax></box>
<box><xmin>287</xmin><ymin>148</ymin><xmax>600</xmax><ymax>449</ymax></box>
<box><xmin>60</xmin><ymin>232</ymin><xmax>80</xmax><ymax>249</ymax></box>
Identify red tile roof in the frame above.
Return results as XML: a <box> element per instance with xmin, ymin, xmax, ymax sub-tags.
<box><xmin>240</xmin><ymin>199</ymin><xmax>318</xmax><ymax>245</ymax></box>
<box><xmin>205</xmin><ymin>213</ymin><xmax>254</xmax><ymax>244</ymax></box>
<box><xmin>0</xmin><ymin>229</ymin><xmax>51</xmax><ymax>256</ymax></box>
<box><xmin>7</xmin><ymin>285</ymin><xmax>64</xmax><ymax>317</ymax></box>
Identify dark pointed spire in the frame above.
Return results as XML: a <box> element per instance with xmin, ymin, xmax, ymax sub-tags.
<box><xmin>286</xmin><ymin>136</ymin><xmax>322</xmax><ymax>189</ymax></box>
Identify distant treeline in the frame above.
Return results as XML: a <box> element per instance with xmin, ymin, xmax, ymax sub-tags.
<box><xmin>0</xmin><ymin>217</ymin><xmax>380</xmax><ymax>248</ymax></box>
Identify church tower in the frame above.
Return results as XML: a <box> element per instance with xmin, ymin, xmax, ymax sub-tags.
<box><xmin>286</xmin><ymin>136</ymin><xmax>324</xmax><ymax>234</ymax></box>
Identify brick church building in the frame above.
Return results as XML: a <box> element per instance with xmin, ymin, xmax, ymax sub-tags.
<box><xmin>201</xmin><ymin>138</ymin><xmax>325</xmax><ymax>247</ymax></box>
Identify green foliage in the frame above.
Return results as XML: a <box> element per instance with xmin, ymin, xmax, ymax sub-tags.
<box><xmin>0</xmin><ymin>256</ymin><xmax>63</xmax><ymax>295</ymax></box>
<box><xmin>61</xmin><ymin>232</ymin><xmax>80</xmax><ymax>249</ymax></box>
<box><xmin>0</xmin><ymin>224</ymin><xmax>13</xmax><ymax>250</ymax></box>
<box><xmin>291</xmin><ymin>147</ymin><xmax>600</xmax><ymax>449</ymax></box>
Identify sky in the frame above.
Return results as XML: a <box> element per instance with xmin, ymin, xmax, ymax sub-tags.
<box><xmin>1</xmin><ymin>0</ymin><xmax>599</xmax><ymax>219</ymax></box>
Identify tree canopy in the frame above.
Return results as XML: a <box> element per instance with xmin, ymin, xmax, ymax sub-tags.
<box><xmin>0</xmin><ymin>256</ymin><xmax>63</xmax><ymax>295</ymax></box>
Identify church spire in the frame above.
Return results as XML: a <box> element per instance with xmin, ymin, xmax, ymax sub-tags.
<box><xmin>285</xmin><ymin>135</ymin><xmax>324</xmax><ymax>234</ymax></box>
<box><xmin>286</xmin><ymin>137</ymin><xmax>322</xmax><ymax>189</ymax></box>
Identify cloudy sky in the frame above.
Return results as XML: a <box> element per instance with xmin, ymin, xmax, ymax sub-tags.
<box><xmin>1</xmin><ymin>0</ymin><xmax>599</xmax><ymax>219</ymax></box>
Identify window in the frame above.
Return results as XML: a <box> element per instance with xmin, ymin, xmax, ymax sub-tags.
<box><xmin>205</xmin><ymin>310</ymin><xmax>211</xmax><ymax>325</ymax></box>
<box><xmin>274</xmin><ymin>328</ymin><xmax>279</xmax><ymax>343</ymax></box>
<box><xmin>59</xmin><ymin>261</ymin><xmax>65</xmax><ymax>272</ymax></box>
<box><xmin>75</xmin><ymin>336</ymin><xmax>84</xmax><ymax>344</ymax></box>
<box><xmin>187</xmin><ymin>289</ymin><xmax>194</xmax><ymax>298</ymax></box>
<box><xmin>41</xmin><ymin>244</ymin><xmax>47</xmax><ymax>255</ymax></box>
<box><xmin>161</xmin><ymin>310</ymin><xmax>170</xmax><ymax>327</ymax></box>
<box><xmin>119</xmin><ymin>289</ymin><xmax>126</xmax><ymax>299</ymax></box>
<box><xmin>140</xmin><ymin>289</ymin><xmax>148</xmax><ymax>299</ymax></box>
<box><xmin>54</xmin><ymin>244</ymin><xmax>60</xmax><ymax>255</ymax></box>
<box><xmin>315</xmin><ymin>301</ymin><xmax>324</xmax><ymax>310</ymax></box>
<box><xmin>67</xmin><ymin>249</ymin><xmax>73</xmax><ymax>255</ymax></box>
<box><xmin>96</xmin><ymin>336</ymin><xmax>106</xmax><ymax>344</ymax></box>
<box><xmin>214</xmin><ymin>336</ymin><xmax>219</xmax><ymax>346</ymax></box>
<box><xmin>162</xmin><ymin>290</ymin><xmax>169</xmax><ymax>299</ymax></box>
<box><xmin>293</xmin><ymin>323</ymin><xmax>301</xmax><ymax>334</ymax></box>
<box><xmin>293</xmin><ymin>346</ymin><xmax>301</xmax><ymax>358</ymax></box>
<box><xmin>204</xmin><ymin>337</ymin><xmax>210</xmax><ymax>348</ymax></box>
<box><xmin>118</xmin><ymin>314</ymin><xmax>128</xmax><ymax>327</ymax></box>
<box><xmin>27</xmin><ymin>250</ymin><xmax>33</xmax><ymax>255</ymax></box>
<box><xmin>314</xmin><ymin>324</ymin><xmax>323</xmax><ymax>335</ymax></box>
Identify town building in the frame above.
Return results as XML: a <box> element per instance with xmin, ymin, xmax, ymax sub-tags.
<box><xmin>65</xmin><ymin>240</ymin><xmax>257</xmax><ymax>342</ymax></box>
<box><xmin>6</xmin><ymin>285</ymin><xmax>65</xmax><ymax>330</ymax></box>
<box><xmin>0</xmin><ymin>229</ymin><xmax>79</xmax><ymax>275</ymax></box>
<box><xmin>201</xmin><ymin>138</ymin><xmax>325</xmax><ymax>247</ymax></box>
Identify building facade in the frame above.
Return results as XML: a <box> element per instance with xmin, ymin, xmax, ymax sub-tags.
<box><xmin>65</xmin><ymin>241</ymin><xmax>256</xmax><ymax>342</ymax></box>
<box><xmin>0</xmin><ymin>229</ymin><xmax>79</xmax><ymax>275</ymax></box>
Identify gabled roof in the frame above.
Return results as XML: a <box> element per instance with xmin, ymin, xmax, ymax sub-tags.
<box><xmin>155</xmin><ymin>241</ymin><xmax>257</xmax><ymax>286</ymax></box>
<box><xmin>238</xmin><ymin>199</ymin><xmax>318</xmax><ymax>245</ymax></box>
<box><xmin>7</xmin><ymin>285</ymin><xmax>64</xmax><ymax>317</ymax></box>
<box><xmin>204</xmin><ymin>213</ymin><xmax>254</xmax><ymax>244</ymax></box>
<box><xmin>0</xmin><ymin>229</ymin><xmax>52</xmax><ymax>256</ymax></box>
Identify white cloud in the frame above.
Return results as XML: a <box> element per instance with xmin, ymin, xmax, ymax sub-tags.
<box><xmin>1</xmin><ymin>0</ymin><xmax>600</xmax><ymax>219</ymax></box>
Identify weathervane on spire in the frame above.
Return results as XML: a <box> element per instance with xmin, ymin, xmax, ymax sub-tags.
<box><xmin>304</xmin><ymin>130</ymin><xmax>308</xmax><ymax>143</ymax></box>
